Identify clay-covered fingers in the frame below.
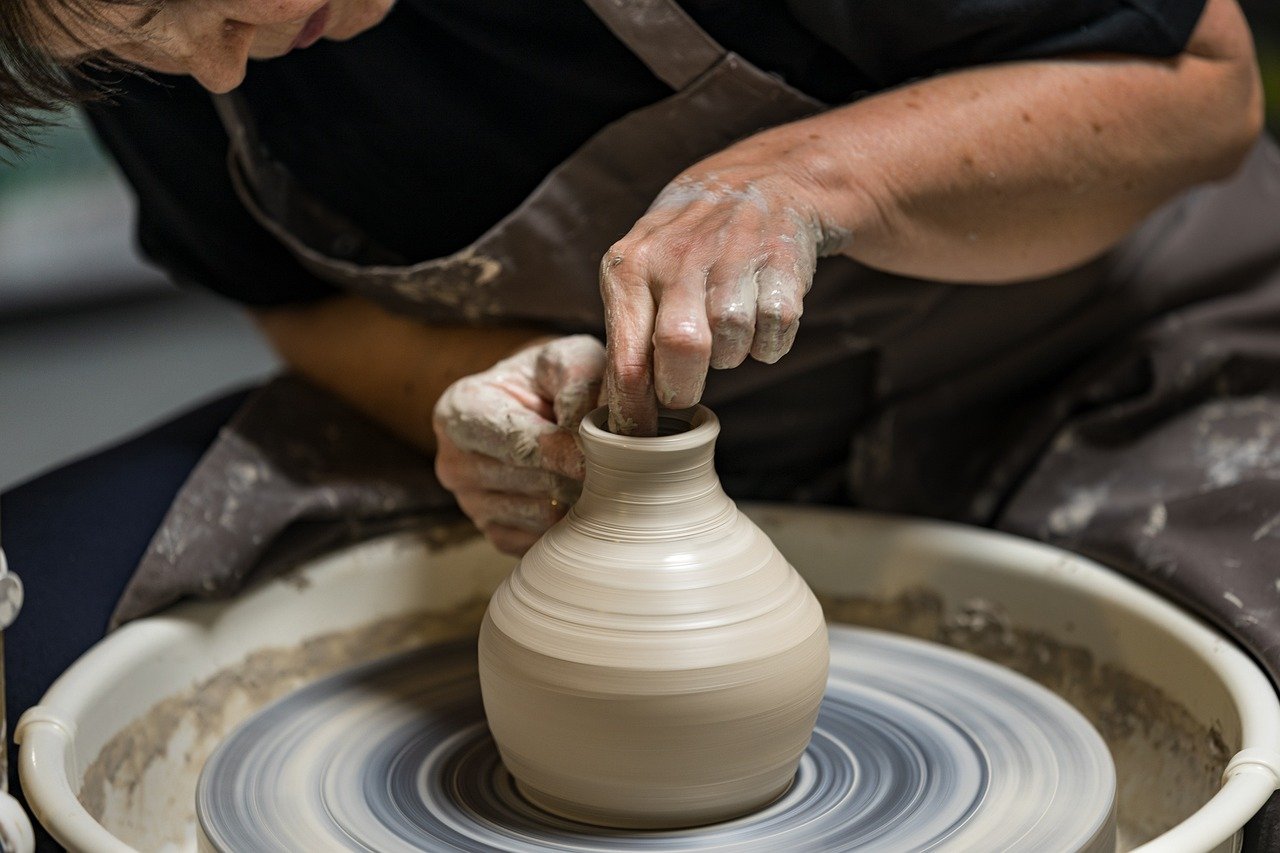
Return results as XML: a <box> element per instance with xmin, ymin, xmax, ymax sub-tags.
<box><xmin>652</xmin><ymin>274</ymin><xmax>712</xmax><ymax>408</ymax></box>
<box><xmin>435</xmin><ymin>432</ymin><xmax>578</xmax><ymax>557</ymax></box>
<box><xmin>451</xmin><ymin>490</ymin><xmax>566</xmax><ymax>534</ymax></box>
<box><xmin>434</xmin><ymin>440</ymin><xmax>578</xmax><ymax>499</ymax></box>
<box><xmin>749</xmin><ymin>252</ymin><xmax>813</xmax><ymax>364</ymax></box>
<box><xmin>705</xmin><ymin>262</ymin><xmax>756</xmax><ymax>370</ymax></box>
<box><xmin>432</xmin><ymin>336</ymin><xmax>606</xmax><ymax>554</ymax></box>
<box><xmin>601</xmin><ymin>168</ymin><xmax>831</xmax><ymax>433</ymax></box>
<box><xmin>600</xmin><ymin>251</ymin><xmax>659</xmax><ymax>436</ymax></box>
<box><xmin>528</xmin><ymin>334</ymin><xmax>606</xmax><ymax>481</ymax></box>
<box><xmin>533</xmin><ymin>334</ymin><xmax>606</xmax><ymax>429</ymax></box>
<box><xmin>454</xmin><ymin>492</ymin><xmax>568</xmax><ymax>556</ymax></box>
<box><xmin>434</xmin><ymin>373</ymin><xmax>557</xmax><ymax>470</ymax></box>
<box><xmin>602</xmin><ymin>237</ymin><xmax>815</xmax><ymax>427</ymax></box>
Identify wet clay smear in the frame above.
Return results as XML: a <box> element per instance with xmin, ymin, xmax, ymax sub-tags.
<box><xmin>78</xmin><ymin>602</ymin><xmax>488</xmax><ymax>851</ymax></box>
<box><xmin>820</xmin><ymin>589</ymin><xmax>1232</xmax><ymax>845</ymax></box>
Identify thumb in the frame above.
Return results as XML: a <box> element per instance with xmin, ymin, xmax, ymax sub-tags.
<box><xmin>534</xmin><ymin>335</ymin><xmax>606</xmax><ymax>428</ymax></box>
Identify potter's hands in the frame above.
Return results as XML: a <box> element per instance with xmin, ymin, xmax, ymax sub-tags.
<box><xmin>600</xmin><ymin>148</ymin><xmax>849</xmax><ymax>435</ymax></box>
<box><xmin>433</xmin><ymin>335</ymin><xmax>606</xmax><ymax>555</ymax></box>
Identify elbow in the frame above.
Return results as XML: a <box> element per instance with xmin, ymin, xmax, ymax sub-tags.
<box><xmin>1201</xmin><ymin>59</ymin><xmax>1264</xmax><ymax>182</ymax></box>
<box><xmin>1184</xmin><ymin>0</ymin><xmax>1266</xmax><ymax>182</ymax></box>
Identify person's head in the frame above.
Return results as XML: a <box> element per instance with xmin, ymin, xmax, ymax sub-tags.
<box><xmin>1</xmin><ymin>0</ymin><xmax>395</xmax><ymax>149</ymax></box>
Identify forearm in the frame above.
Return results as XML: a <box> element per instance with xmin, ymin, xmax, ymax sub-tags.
<box><xmin>253</xmin><ymin>295</ymin><xmax>546</xmax><ymax>453</ymax></box>
<box><xmin>743</xmin><ymin>0</ymin><xmax>1263</xmax><ymax>282</ymax></box>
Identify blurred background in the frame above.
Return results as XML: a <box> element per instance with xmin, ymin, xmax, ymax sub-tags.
<box><xmin>0</xmin><ymin>116</ymin><xmax>279</xmax><ymax>489</ymax></box>
<box><xmin>1</xmin><ymin>4</ymin><xmax>1277</xmax><ymax>490</ymax></box>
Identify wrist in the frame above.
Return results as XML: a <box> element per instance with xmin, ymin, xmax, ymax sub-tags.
<box><xmin>703</xmin><ymin>117</ymin><xmax>883</xmax><ymax>259</ymax></box>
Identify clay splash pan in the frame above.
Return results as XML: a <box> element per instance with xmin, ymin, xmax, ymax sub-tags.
<box><xmin>18</xmin><ymin>507</ymin><xmax>1280</xmax><ymax>851</ymax></box>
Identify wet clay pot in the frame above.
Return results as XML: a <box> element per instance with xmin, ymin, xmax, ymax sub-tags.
<box><xmin>478</xmin><ymin>405</ymin><xmax>830</xmax><ymax>829</ymax></box>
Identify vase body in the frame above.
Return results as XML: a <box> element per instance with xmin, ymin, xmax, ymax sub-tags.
<box><xmin>477</xmin><ymin>406</ymin><xmax>830</xmax><ymax>829</ymax></box>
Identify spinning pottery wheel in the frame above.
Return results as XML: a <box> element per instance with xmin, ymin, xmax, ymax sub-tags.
<box><xmin>196</xmin><ymin>627</ymin><xmax>1115</xmax><ymax>852</ymax></box>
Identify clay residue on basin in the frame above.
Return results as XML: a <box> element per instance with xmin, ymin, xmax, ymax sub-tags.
<box><xmin>78</xmin><ymin>601</ymin><xmax>489</xmax><ymax>852</ymax></box>
<box><xmin>820</xmin><ymin>589</ymin><xmax>1232</xmax><ymax>848</ymax></box>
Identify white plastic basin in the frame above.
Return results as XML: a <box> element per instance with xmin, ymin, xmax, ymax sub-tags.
<box><xmin>17</xmin><ymin>507</ymin><xmax>1280</xmax><ymax>852</ymax></box>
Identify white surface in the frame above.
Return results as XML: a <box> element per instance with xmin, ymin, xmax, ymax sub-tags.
<box><xmin>16</xmin><ymin>509</ymin><xmax>1280</xmax><ymax>852</ymax></box>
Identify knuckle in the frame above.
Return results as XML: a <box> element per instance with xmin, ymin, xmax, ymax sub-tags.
<box><xmin>555</xmin><ymin>335</ymin><xmax>607</xmax><ymax>372</ymax></box>
<box><xmin>625</xmin><ymin>239</ymin><xmax>662</xmax><ymax>273</ymax></box>
<box><xmin>533</xmin><ymin>343</ymin><xmax>560</xmax><ymax>378</ymax></box>
<box><xmin>599</xmin><ymin>249</ymin><xmax>624</xmax><ymax>281</ymax></box>
<box><xmin>757</xmin><ymin>296</ymin><xmax>802</xmax><ymax>330</ymax></box>
<box><xmin>708</xmin><ymin>303</ymin><xmax>754</xmax><ymax>337</ymax></box>
<box><xmin>604</xmin><ymin>237</ymin><xmax>634</xmax><ymax>262</ymax></box>
<box><xmin>610</xmin><ymin>359</ymin><xmax>652</xmax><ymax>389</ymax></box>
<box><xmin>601</xmin><ymin>239</ymin><xmax>651</xmax><ymax>278</ymax></box>
<box><xmin>654</xmin><ymin>323</ymin><xmax>712</xmax><ymax>359</ymax></box>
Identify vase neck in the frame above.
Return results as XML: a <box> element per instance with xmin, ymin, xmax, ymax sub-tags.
<box><xmin>572</xmin><ymin>406</ymin><xmax>733</xmax><ymax>535</ymax></box>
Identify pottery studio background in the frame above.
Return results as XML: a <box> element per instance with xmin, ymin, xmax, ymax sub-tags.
<box><xmin>2</xmin><ymin>1</ymin><xmax>1279</xmax><ymax>493</ymax></box>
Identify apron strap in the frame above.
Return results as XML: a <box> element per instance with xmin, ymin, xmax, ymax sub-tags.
<box><xmin>581</xmin><ymin>0</ymin><xmax>727</xmax><ymax>90</ymax></box>
<box><xmin>212</xmin><ymin>91</ymin><xmax>279</xmax><ymax>202</ymax></box>
<box><xmin>212</xmin><ymin>91</ymin><xmax>403</xmax><ymax>265</ymax></box>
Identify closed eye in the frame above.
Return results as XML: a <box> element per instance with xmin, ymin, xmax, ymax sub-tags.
<box><xmin>130</xmin><ymin>3</ymin><xmax>164</xmax><ymax>29</ymax></box>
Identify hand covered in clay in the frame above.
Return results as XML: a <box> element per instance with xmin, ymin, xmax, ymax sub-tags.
<box><xmin>601</xmin><ymin>139</ymin><xmax>849</xmax><ymax>435</ymax></box>
<box><xmin>433</xmin><ymin>335</ymin><xmax>606</xmax><ymax>555</ymax></box>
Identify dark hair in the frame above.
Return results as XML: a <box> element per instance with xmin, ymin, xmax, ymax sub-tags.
<box><xmin>0</xmin><ymin>0</ymin><xmax>158</xmax><ymax>154</ymax></box>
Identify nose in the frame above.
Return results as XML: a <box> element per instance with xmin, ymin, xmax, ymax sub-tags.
<box><xmin>168</xmin><ymin>0</ymin><xmax>327</xmax><ymax>93</ymax></box>
<box><xmin>186</xmin><ymin>20</ymin><xmax>254</xmax><ymax>93</ymax></box>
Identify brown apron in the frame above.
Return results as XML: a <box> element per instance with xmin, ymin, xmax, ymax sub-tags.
<box><xmin>119</xmin><ymin>1</ymin><xmax>1280</xmax><ymax>844</ymax></box>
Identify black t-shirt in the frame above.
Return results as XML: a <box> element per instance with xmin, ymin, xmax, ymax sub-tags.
<box><xmin>85</xmin><ymin>0</ymin><xmax>1206</xmax><ymax>307</ymax></box>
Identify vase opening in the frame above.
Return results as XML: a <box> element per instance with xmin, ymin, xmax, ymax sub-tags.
<box><xmin>583</xmin><ymin>405</ymin><xmax>715</xmax><ymax>442</ymax></box>
<box><xmin>655</xmin><ymin>408</ymin><xmax>698</xmax><ymax>436</ymax></box>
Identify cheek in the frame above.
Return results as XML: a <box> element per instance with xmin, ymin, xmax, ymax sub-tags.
<box><xmin>110</xmin><ymin>42</ymin><xmax>191</xmax><ymax>76</ymax></box>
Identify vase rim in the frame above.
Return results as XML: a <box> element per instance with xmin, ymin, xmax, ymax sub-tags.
<box><xmin>580</xmin><ymin>405</ymin><xmax>720</xmax><ymax>452</ymax></box>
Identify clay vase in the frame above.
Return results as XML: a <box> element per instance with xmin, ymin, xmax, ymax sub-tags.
<box><xmin>478</xmin><ymin>405</ymin><xmax>829</xmax><ymax>829</ymax></box>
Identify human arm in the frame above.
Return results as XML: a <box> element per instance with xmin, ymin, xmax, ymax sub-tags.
<box><xmin>252</xmin><ymin>295</ymin><xmax>544</xmax><ymax>454</ymax></box>
<box><xmin>602</xmin><ymin>0</ymin><xmax>1264</xmax><ymax>434</ymax></box>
